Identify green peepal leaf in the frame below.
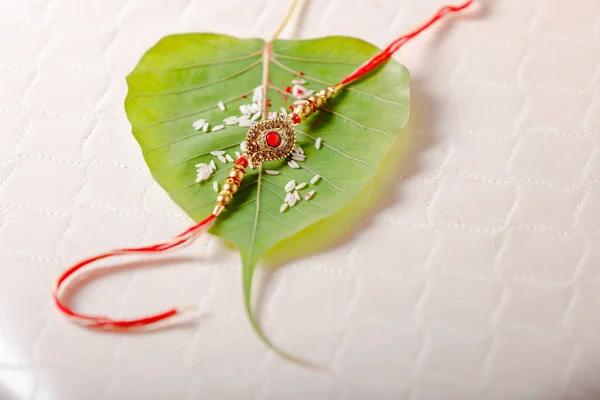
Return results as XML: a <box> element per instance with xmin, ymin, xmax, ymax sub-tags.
<box><xmin>125</xmin><ymin>33</ymin><xmax>410</xmax><ymax>363</ymax></box>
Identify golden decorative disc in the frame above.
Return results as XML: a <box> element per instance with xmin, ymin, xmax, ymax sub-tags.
<box><xmin>244</xmin><ymin>116</ymin><xmax>296</xmax><ymax>167</ymax></box>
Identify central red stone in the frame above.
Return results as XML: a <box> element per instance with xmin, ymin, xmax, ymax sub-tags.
<box><xmin>265</xmin><ymin>131</ymin><xmax>282</xmax><ymax>148</ymax></box>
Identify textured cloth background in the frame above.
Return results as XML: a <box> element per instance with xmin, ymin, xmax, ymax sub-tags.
<box><xmin>0</xmin><ymin>0</ymin><xmax>599</xmax><ymax>399</ymax></box>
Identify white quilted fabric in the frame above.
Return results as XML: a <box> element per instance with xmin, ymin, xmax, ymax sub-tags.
<box><xmin>1</xmin><ymin>0</ymin><xmax>599</xmax><ymax>398</ymax></box>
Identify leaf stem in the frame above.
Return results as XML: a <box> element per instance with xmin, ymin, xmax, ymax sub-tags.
<box><xmin>270</xmin><ymin>0</ymin><xmax>301</xmax><ymax>42</ymax></box>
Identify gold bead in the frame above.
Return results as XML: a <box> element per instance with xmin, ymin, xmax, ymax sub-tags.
<box><xmin>319</xmin><ymin>89</ymin><xmax>329</xmax><ymax>99</ymax></box>
<box><xmin>312</xmin><ymin>94</ymin><xmax>324</xmax><ymax>107</ymax></box>
<box><xmin>222</xmin><ymin>181</ymin><xmax>238</xmax><ymax>194</ymax></box>
<box><xmin>307</xmin><ymin>95</ymin><xmax>319</xmax><ymax>108</ymax></box>
<box><xmin>228</xmin><ymin>168</ymin><xmax>245</xmax><ymax>181</ymax></box>
<box><xmin>299</xmin><ymin>102</ymin><xmax>312</xmax><ymax>116</ymax></box>
<box><xmin>217</xmin><ymin>192</ymin><xmax>232</xmax><ymax>205</ymax></box>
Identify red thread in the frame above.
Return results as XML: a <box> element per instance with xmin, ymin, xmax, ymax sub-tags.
<box><xmin>53</xmin><ymin>214</ymin><xmax>216</xmax><ymax>330</ymax></box>
<box><xmin>340</xmin><ymin>0</ymin><xmax>473</xmax><ymax>86</ymax></box>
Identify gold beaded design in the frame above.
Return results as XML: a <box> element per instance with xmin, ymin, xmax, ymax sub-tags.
<box><xmin>291</xmin><ymin>85</ymin><xmax>340</xmax><ymax>122</ymax></box>
<box><xmin>211</xmin><ymin>84</ymin><xmax>341</xmax><ymax>218</ymax></box>
<box><xmin>212</xmin><ymin>164</ymin><xmax>247</xmax><ymax>217</ymax></box>
<box><xmin>244</xmin><ymin>116</ymin><xmax>295</xmax><ymax>167</ymax></box>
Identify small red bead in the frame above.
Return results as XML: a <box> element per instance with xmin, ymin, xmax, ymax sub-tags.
<box><xmin>265</xmin><ymin>131</ymin><xmax>282</xmax><ymax>147</ymax></box>
<box><xmin>235</xmin><ymin>156</ymin><xmax>249</xmax><ymax>168</ymax></box>
<box><xmin>291</xmin><ymin>113</ymin><xmax>301</xmax><ymax>124</ymax></box>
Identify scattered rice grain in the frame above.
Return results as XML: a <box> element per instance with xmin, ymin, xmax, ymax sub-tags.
<box><xmin>315</xmin><ymin>137</ymin><xmax>322</xmax><ymax>149</ymax></box>
<box><xmin>288</xmin><ymin>195</ymin><xmax>297</xmax><ymax>207</ymax></box>
<box><xmin>213</xmin><ymin>181</ymin><xmax>219</xmax><ymax>192</ymax></box>
<box><xmin>280</xmin><ymin>203</ymin><xmax>288</xmax><ymax>213</ymax></box>
<box><xmin>235</xmin><ymin>151</ymin><xmax>241</xmax><ymax>159</ymax></box>
<box><xmin>293</xmin><ymin>190</ymin><xmax>301</xmax><ymax>201</ymax></box>
<box><xmin>192</xmin><ymin>119</ymin><xmax>206</xmax><ymax>130</ymax></box>
<box><xmin>305</xmin><ymin>190</ymin><xmax>316</xmax><ymax>201</ymax></box>
<box><xmin>251</xmin><ymin>111</ymin><xmax>261</xmax><ymax>121</ymax></box>
<box><xmin>237</xmin><ymin>118</ymin><xmax>253</xmax><ymax>127</ymax></box>
<box><xmin>288</xmin><ymin>160</ymin><xmax>300</xmax><ymax>169</ymax></box>
<box><xmin>202</xmin><ymin>122</ymin><xmax>209</xmax><ymax>132</ymax></box>
<box><xmin>284</xmin><ymin>180</ymin><xmax>296</xmax><ymax>192</ymax></box>
<box><xmin>252</xmin><ymin>85</ymin><xmax>264</xmax><ymax>104</ymax></box>
<box><xmin>310</xmin><ymin>174</ymin><xmax>321</xmax><ymax>184</ymax></box>
<box><xmin>210</xmin><ymin>150</ymin><xmax>226</xmax><ymax>156</ymax></box>
<box><xmin>240</xmin><ymin>141</ymin><xmax>247</xmax><ymax>152</ymax></box>
<box><xmin>225</xmin><ymin>154</ymin><xmax>234</xmax><ymax>163</ymax></box>
<box><xmin>266</xmin><ymin>170</ymin><xmax>280</xmax><ymax>175</ymax></box>
<box><xmin>218</xmin><ymin>101</ymin><xmax>226</xmax><ymax>111</ymax></box>
<box><xmin>209</xmin><ymin>160</ymin><xmax>217</xmax><ymax>170</ymax></box>
<box><xmin>224</xmin><ymin>116</ymin><xmax>238</xmax><ymax>125</ymax></box>
<box><xmin>250</xmin><ymin>102</ymin><xmax>261</xmax><ymax>113</ymax></box>
<box><xmin>216</xmin><ymin>154</ymin><xmax>227</xmax><ymax>163</ymax></box>
<box><xmin>211</xmin><ymin>124</ymin><xmax>225</xmax><ymax>132</ymax></box>
<box><xmin>295</xmin><ymin>182</ymin><xmax>307</xmax><ymax>190</ymax></box>
<box><xmin>285</xmin><ymin>192</ymin><xmax>294</xmax><ymax>204</ymax></box>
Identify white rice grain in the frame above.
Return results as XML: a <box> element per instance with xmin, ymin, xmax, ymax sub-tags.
<box><xmin>239</xmin><ymin>104</ymin><xmax>251</xmax><ymax>116</ymax></box>
<box><xmin>224</xmin><ymin>116</ymin><xmax>238</xmax><ymax>125</ymax></box>
<box><xmin>250</xmin><ymin>102</ymin><xmax>261</xmax><ymax>113</ymax></box>
<box><xmin>213</xmin><ymin>181</ymin><xmax>219</xmax><ymax>192</ymax></box>
<box><xmin>294</xmin><ymin>190</ymin><xmax>301</xmax><ymax>201</ymax></box>
<box><xmin>315</xmin><ymin>137</ymin><xmax>322</xmax><ymax>149</ymax></box>
<box><xmin>192</xmin><ymin>119</ymin><xmax>206</xmax><ymax>130</ymax></box>
<box><xmin>252</xmin><ymin>85</ymin><xmax>264</xmax><ymax>104</ymax></box>
<box><xmin>310</xmin><ymin>174</ymin><xmax>321</xmax><ymax>184</ymax></box>
<box><xmin>305</xmin><ymin>190</ymin><xmax>316</xmax><ymax>201</ymax></box>
<box><xmin>235</xmin><ymin>151</ymin><xmax>241</xmax><ymax>159</ymax></box>
<box><xmin>291</xmin><ymin>154</ymin><xmax>305</xmax><ymax>162</ymax></box>
<box><xmin>211</xmin><ymin>125</ymin><xmax>225</xmax><ymax>132</ymax></box>
<box><xmin>210</xmin><ymin>150</ymin><xmax>226</xmax><ymax>156</ymax></box>
<box><xmin>225</xmin><ymin>154</ymin><xmax>234</xmax><ymax>163</ymax></box>
<box><xmin>266</xmin><ymin>170</ymin><xmax>280</xmax><ymax>175</ymax></box>
<box><xmin>287</xmin><ymin>195</ymin><xmax>297</xmax><ymax>207</ymax></box>
<box><xmin>288</xmin><ymin>160</ymin><xmax>300</xmax><ymax>169</ymax></box>
<box><xmin>209</xmin><ymin>160</ymin><xmax>217</xmax><ymax>170</ymax></box>
<box><xmin>240</xmin><ymin>141</ymin><xmax>247</xmax><ymax>152</ymax></box>
<box><xmin>251</xmin><ymin>111</ymin><xmax>261</xmax><ymax>121</ymax></box>
<box><xmin>284</xmin><ymin>180</ymin><xmax>296</xmax><ymax>192</ymax></box>
<box><xmin>237</xmin><ymin>117</ymin><xmax>253</xmax><ymax>127</ymax></box>
<box><xmin>218</xmin><ymin>101</ymin><xmax>226</xmax><ymax>111</ymax></box>
<box><xmin>280</xmin><ymin>203</ymin><xmax>288</xmax><ymax>213</ymax></box>
<box><xmin>285</xmin><ymin>192</ymin><xmax>294</xmax><ymax>203</ymax></box>
<box><xmin>295</xmin><ymin>182</ymin><xmax>307</xmax><ymax>190</ymax></box>
<box><xmin>280</xmin><ymin>107</ymin><xmax>288</xmax><ymax>116</ymax></box>
<box><xmin>202</xmin><ymin>122</ymin><xmax>209</xmax><ymax>132</ymax></box>
<box><xmin>216</xmin><ymin>154</ymin><xmax>227</xmax><ymax>163</ymax></box>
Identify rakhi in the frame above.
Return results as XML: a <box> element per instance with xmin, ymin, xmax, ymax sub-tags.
<box><xmin>54</xmin><ymin>1</ymin><xmax>473</xmax><ymax>342</ymax></box>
